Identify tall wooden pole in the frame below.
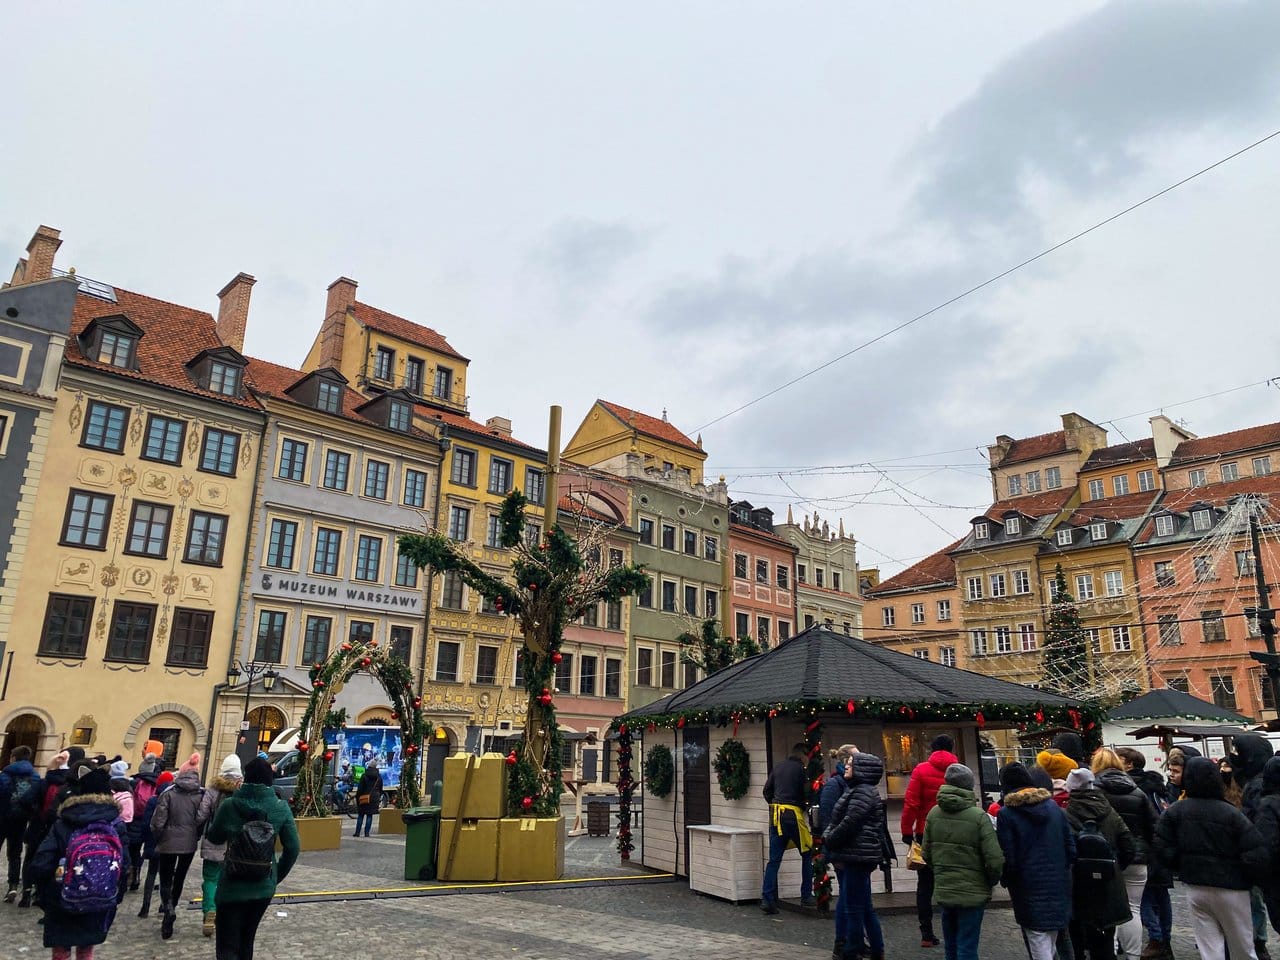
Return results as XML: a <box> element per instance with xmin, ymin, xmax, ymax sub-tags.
<box><xmin>545</xmin><ymin>405</ymin><xmax>562</xmax><ymax>531</ymax></box>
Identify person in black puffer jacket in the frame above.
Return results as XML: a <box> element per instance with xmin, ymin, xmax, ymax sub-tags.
<box><xmin>1230</xmin><ymin>734</ymin><xmax>1276</xmax><ymax>960</ymax></box>
<box><xmin>1093</xmin><ymin>749</ymin><xmax>1157</xmax><ymax>960</ymax></box>
<box><xmin>825</xmin><ymin>752</ymin><xmax>888</xmax><ymax>960</ymax></box>
<box><xmin>1156</xmin><ymin>756</ymin><xmax>1268</xmax><ymax>960</ymax></box>
<box><xmin>1255</xmin><ymin>756</ymin><xmax>1280</xmax><ymax>936</ymax></box>
<box><xmin>1064</xmin><ymin>767</ymin><xmax>1136</xmax><ymax>960</ymax></box>
<box><xmin>819</xmin><ymin>745</ymin><xmax>864</xmax><ymax>960</ymax></box>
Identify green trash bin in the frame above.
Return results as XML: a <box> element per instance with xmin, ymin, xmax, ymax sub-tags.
<box><xmin>403</xmin><ymin>806</ymin><xmax>442</xmax><ymax>881</ymax></box>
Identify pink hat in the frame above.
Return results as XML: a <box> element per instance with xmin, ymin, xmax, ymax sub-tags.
<box><xmin>178</xmin><ymin>752</ymin><xmax>201</xmax><ymax>775</ymax></box>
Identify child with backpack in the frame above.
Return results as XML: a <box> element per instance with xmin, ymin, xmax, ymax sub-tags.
<box><xmin>20</xmin><ymin>751</ymin><xmax>74</xmax><ymax>909</ymax></box>
<box><xmin>126</xmin><ymin>759</ymin><xmax>160</xmax><ymax>891</ymax></box>
<box><xmin>0</xmin><ymin>746</ymin><xmax>42</xmax><ymax>903</ymax></box>
<box><xmin>1063</xmin><ymin>767</ymin><xmax>1136</xmax><ymax>960</ymax></box>
<box><xmin>135</xmin><ymin>770</ymin><xmax>173</xmax><ymax>918</ymax></box>
<box><xmin>29</xmin><ymin>763</ymin><xmax>129</xmax><ymax>960</ymax></box>
<box><xmin>207</xmin><ymin>757</ymin><xmax>299</xmax><ymax>960</ymax></box>
<box><xmin>150</xmin><ymin>754</ymin><xmax>207</xmax><ymax>939</ymax></box>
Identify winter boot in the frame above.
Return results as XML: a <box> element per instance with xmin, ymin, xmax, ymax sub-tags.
<box><xmin>127</xmin><ymin>865</ymin><xmax>139</xmax><ymax>891</ymax></box>
<box><xmin>3</xmin><ymin>885</ymin><xmax>15</xmax><ymax>903</ymax></box>
<box><xmin>16</xmin><ymin>888</ymin><xmax>30</xmax><ymax>909</ymax></box>
<box><xmin>1140</xmin><ymin>942</ymin><xmax>1164</xmax><ymax>960</ymax></box>
<box><xmin>161</xmin><ymin>902</ymin><xmax>175</xmax><ymax>940</ymax></box>
<box><xmin>203</xmin><ymin>911</ymin><xmax>216</xmax><ymax>938</ymax></box>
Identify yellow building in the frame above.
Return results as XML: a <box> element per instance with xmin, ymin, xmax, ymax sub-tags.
<box><xmin>563</xmin><ymin>399</ymin><xmax>708</xmax><ymax>484</ymax></box>
<box><xmin>301</xmin><ymin>279</ymin><xmax>547</xmax><ymax>753</ymax></box>
<box><xmin>863</xmin><ymin>542</ymin><xmax>963</xmax><ymax>667</ymax></box>
<box><xmin>3</xmin><ymin>246</ymin><xmax>264</xmax><ymax>768</ymax></box>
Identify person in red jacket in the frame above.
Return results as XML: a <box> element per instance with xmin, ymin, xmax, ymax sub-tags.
<box><xmin>902</xmin><ymin>734</ymin><xmax>959</xmax><ymax>947</ymax></box>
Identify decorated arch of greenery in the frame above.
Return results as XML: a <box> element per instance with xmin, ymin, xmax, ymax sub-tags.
<box><xmin>292</xmin><ymin>636</ymin><xmax>432</xmax><ymax>819</ymax></box>
<box><xmin>397</xmin><ymin>490</ymin><xmax>649</xmax><ymax>817</ymax></box>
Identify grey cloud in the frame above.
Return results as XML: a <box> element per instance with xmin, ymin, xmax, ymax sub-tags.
<box><xmin>910</xmin><ymin>0</ymin><xmax>1280</xmax><ymax>236</ymax></box>
<box><xmin>535</xmin><ymin>218</ymin><xmax>648</xmax><ymax>289</ymax></box>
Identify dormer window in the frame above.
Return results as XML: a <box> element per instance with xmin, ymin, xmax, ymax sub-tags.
<box><xmin>208</xmin><ymin>361</ymin><xmax>241</xmax><ymax>397</ymax></box>
<box><xmin>316</xmin><ymin>380</ymin><xmax>342</xmax><ymax>414</ymax></box>
<box><xmin>1191</xmin><ymin>508</ymin><xmax>1213</xmax><ymax>532</ymax></box>
<box><xmin>1056</xmin><ymin>528</ymin><xmax>1073</xmax><ymax>546</ymax></box>
<box><xmin>388</xmin><ymin>399</ymin><xmax>412</xmax><ymax>433</ymax></box>
<box><xmin>1005</xmin><ymin>517</ymin><xmax>1022</xmax><ymax>536</ymax></box>
<box><xmin>1154</xmin><ymin>514</ymin><xmax>1175</xmax><ymax>537</ymax></box>
<box><xmin>974</xmin><ymin>521</ymin><xmax>989</xmax><ymax>541</ymax></box>
<box><xmin>1090</xmin><ymin>522</ymin><xmax>1109</xmax><ymax>542</ymax></box>
<box><xmin>99</xmin><ymin>330</ymin><xmax>136</xmax><ymax>368</ymax></box>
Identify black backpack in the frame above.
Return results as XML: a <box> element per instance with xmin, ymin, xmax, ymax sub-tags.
<box><xmin>223</xmin><ymin>817</ymin><xmax>277</xmax><ymax>880</ymax></box>
<box><xmin>1073</xmin><ymin>819</ymin><xmax>1117</xmax><ymax>882</ymax></box>
<box><xmin>7</xmin><ymin>774</ymin><xmax>38</xmax><ymax>821</ymax></box>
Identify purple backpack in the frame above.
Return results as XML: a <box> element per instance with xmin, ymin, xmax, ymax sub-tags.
<box><xmin>61</xmin><ymin>821</ymin><xmax>124</xmax><ymax>913</ymax></box>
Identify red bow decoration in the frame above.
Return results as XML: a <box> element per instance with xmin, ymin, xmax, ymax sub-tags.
<box><xmin>806</xmin><ymin>719</ymin><xmax>820</xmax><ymax>734</ymax></box>
<box><xmin>846</xmin><ymin>700</ymin><xmax>857</xmax><ymax>715</ymax></box>
<box><xmin>731</xmin><ymin>713</ymin><xmax>741</xmax><ymax>736</ymax></box>
<box><xmin>975</xmin><ymin>711</ymin><xmax>985</xmax><ymax>728</ymax></box>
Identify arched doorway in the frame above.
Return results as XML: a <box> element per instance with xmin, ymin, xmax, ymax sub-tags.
<box><xmin>357</xmin><ymin>707</ymin><xmax>394</xmax><ymax>726</ymax></box>
<box><xmin>425</xmin><ymin>726</ymin><xmax>454</xmax><ymax>796</ymax></box>
<box><xmin>247</xmin><ymin>706</ymin><xmax>287</xmax><ymax>755</ymax></box>
<box><xmin>3</xmin><ymin>714</ymin><xmax>44</xmax><ymax>759</ymax></box>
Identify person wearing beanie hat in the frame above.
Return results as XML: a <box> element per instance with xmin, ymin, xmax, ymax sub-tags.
<box><xmin>901</xmin><ymin>734</ymin><xmax>961</xmax><ymax>946</ymax></box>
<box><xmin>195</xmin><ymin>757</ymin><xmax>245</xmax><ymax>938</ymax></box>
<box><xmin>208</xmin><ymin>756</ymin><xmax>299</xmax><ymax>960</ymax></box>
<box><xmin>1037</xmin><ymin>750</ymin><xmax>1077</xmax><ymax>783</ymax></box>
<box><xmin>922</xmin><ymin>762</ymin><xmax>1003</xmax><ymax>960</ymax></box>
<box><xmin>178</xmin><ymin>752</ymin><xmax>202</xmax><ymax>776</ymax></box>
<box><xmin>151</xmin><ymin>754</ymin><xmax>209</xmax><ymax>939</ymax></box>
<box><xmin>29</xmin><ymin>761</ymin><xmax>130</xmax><ymax>955</ymax></box>
<box><xmin>1156</xmin><ymin>757</ymin><xmax>1267</xmax><ymax>960</ymax></box>
<box><xmin>1065</xmin><ymin>755</ymin><xmax>1137</xmax><ymax>960</ymax></box>
<box><xmin>135</xmin><ymin>770</ymin><xmax>176</xmax><ymax>919</ymax></box>
<box><xmin>1051</xmin><ymin>732</ymin><xmax>1088</xmax><ymax>769</ymax></box>
<box><xmin>1092</xmin><ymin>748</ymin><xmax>1158</xmax><ymax>960</ymax></box>
<box><xmin>995</xmin><ymin>763</ymin><xmax>1074</xmax><ymax>960</ymax></box>
<box><xmin>109</xmin><ymin>759</ymin><xmax>135</xmax><ymax>828</ymax></box>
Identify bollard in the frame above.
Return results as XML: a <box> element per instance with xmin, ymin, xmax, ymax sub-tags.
<box><xmin>431</xmin><ymin>779</ymin><xmax>443</xmax><ymax>806</ymax></box>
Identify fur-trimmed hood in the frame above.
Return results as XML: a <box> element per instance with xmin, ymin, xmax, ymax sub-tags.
<box><xmin>58</xmin><ymin>793</ymin><xmax>121</xmax><ymax>826</ymax></box>
<box><xmin>209</xmin><ymin>774</ymin><xmax>242</xmax><ymax>795</ymax></box>
<box><xmin>1003</xmin><ymin>787</ymin><xmax>1052</xmax><ymax>808</ymax></box>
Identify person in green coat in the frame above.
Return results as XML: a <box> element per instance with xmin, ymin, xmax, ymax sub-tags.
<box><xmin>922</xmin><ymin>764</ymin><xmax>1005</xmax><ymax>960</ymax></box>
<box><xmin>206</xmin><ymin>757</ymin><xmax>300</xmax><ymax>960</ymax></box>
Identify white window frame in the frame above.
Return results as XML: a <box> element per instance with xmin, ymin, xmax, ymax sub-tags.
<box><xmin>1075</xmin><ymin>573</ymin><xmax>1095</xmax><ymax>601</ymax></box>
<box><xmin>1113</xmin><ymin>475</ymin><xmax>1130</xmax><ymax>496</ymax></box>
<box><xmin>1254</xmin><ymin>456</ymin><xmax>1272</xmax><ymax>477</ymax></box>
<box><xmin>1056</xmin><ymin>528</ymin><xmax>1073</xmax><ymax>546</ymax></box>
<box><xmin>970</xmin><ymin>629</ymin><xmax>988</xmax><ymax>657</ymax></box>
<box><xmin>1087</xmin><ymin>479</ymin><xmax>1105</xmax><ymax>500</ymax></box>
<box><xmin>1103</xmin><ymin>570</ymin><xmax>1124</xmax><ymax>597</ymax></box>
<box><xmin>1007</xmin><ymin>475</ymin><xmax>1022</xmax><ymax>496</ymax></box>
<box><xmin>989</xmin><ymin>573</ymin><xmax>1007</xmax><ymax>598</ymax></box>
<box><xmin>911</xmin><ymin>603</ymin><xmax>925</xmax><ymax>625</ymax></box>
<box><xmin>1026</xmin><ymin>470</ymin><xmax>1041</xmax><ymax>492</ymax></box>
<box><xmin>881</xmin><ymin>607</ymin><xmax>895</xmax><ymax>627</ymax></box>
<box><xmin>994</xmin><ymin>626</ymin><xmax>1013</xmax><ymax>654</ymax></box>
<box><xmin>937</xmin><ymin>599</ymin><xmax>951</xmax><ymax>622</ymax></box>
<box><xmin>939</xmin><ymin>646</ymin><xmax>956</xmax><ymax>667</ymax></box>
<box><xmin>1138</xmin><ymin>469</ymin><xmax>1155</xmax><ymax>492</ymax></box>
<box><xmin>1045</xmin><ymin>467</ymin><xmax>1061</xmax><ymax>489</ymax></box>
<box><xmin>1221</xmin><ymin>462</ymin><xmax>1239</xmax><ymax>482</ymax></box>
<box><xmin>1005</xmin><ymin>516</ymin><xmax>1022</xmax><ymax>536</ymax></box>
<box><xmin>1191</xmin><ymin>509</ymin><xmax>1212</xmax><ymax>532</ymax></box>
<box><xmin>1154</xmin><ymin>514</ymin><xmax>1175</xmax><ymax>537</ymax></box>
<box><xmin>1090</xmin><ymin>522</ymin><xmax>1108</xmax><ymax>542</ymax></box>
<box><xmin>974</xmin><ymin>521</ymin><xmax>989</xmax><ymax>541</ymax></box>
<box><xmin>1013</xmin><ymin>569</ymin><xmax>1031</xmax><ymax>595</ymax></box>
<box><xmin>1188</xmin><ymin>468</ymin><xmax>1206</xmax><ymax>487</ymax></box>
<box><xmin>1019</xmin><ymin>623</ymin><xmax>1037</xmax><ymax>652</ymax></box>
<box><xmin>966</xmin><ymin>577</ymin><xmax>983</xmax><ymax>601</ymax></box>
<box><xmin>1111</xmin><ymin>625</ymin><xmax>1132</xmax><ymax>652</ymax></box>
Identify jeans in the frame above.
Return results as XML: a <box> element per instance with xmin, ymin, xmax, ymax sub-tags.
<box><xmin>202</xmin><ymin>860</ymin><xmax>222</xmax><ymax>914</ymax></box>
<box><xmin>156</xmin><ymin>851</ymin><xmax>195</xmax><ymax>909</ymax></box>
<box><xmin>834</xmin><ymin>866</ymin><xmax>869</xmax><ymax>952</ymax></box>
<box><xmin>842</xmin><ymin>865</ymin><xmax>884</xmax><ymax>959</ymax></box>
<box><xmin>1117</xmin><ymin>865</ymin><xmax>1148</xmax><ymax>957</ymax></box>
<box><xmin>354</xmin><ymin>813</ymin><xmax>373</xmax><ymax>836</ymax></box>
<box><xmin>761</xmin><ymin>810</ymin><xmax>812</xmax><ymax>904</ymax></box>
<box><xmin>215</xmin><ymin>897</ymin><xmax>271</xmax><ymax>960</ymax></box>
<box><xmin>1141</xmin><ymin>883</ymin><xmax>1172</xmax><ymax>942</ymax></box>
<box><xmin>942</xmin><ymin>905</ymin><xmax>986</xmax><ymax>960</ymax></box>
<box><xmin>1254</xmin><ymin>887</ymin><xmax>1270</xmax><ymax>943</ymax></box>
<box><xmin>3</xmin><ymin>821</ymin><xmax>25</xmax><ymax>885</ymax></box>
<box><xmin>917</xmin><ymin>864</ymin><xmax>938</xmax><ymax>938</ymax></box>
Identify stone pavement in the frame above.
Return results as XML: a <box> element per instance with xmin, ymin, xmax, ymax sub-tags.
<box><xmin>0</xmin><ymin>830</ymin><xmax>1212</xmax><ymax>960</ymax></box>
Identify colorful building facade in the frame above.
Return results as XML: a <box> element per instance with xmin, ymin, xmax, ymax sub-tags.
<box><xmin>863</xmin><ymin>542</ymin><xmax>962</xmax><ymax>667</ymax></box>
<box><xmin>773</xmin><ymin>509</ymin><xmax>863</xmax><ymax>635</ymax></box>
<box><xmin>726</xmin><ymin>501</ymin><xmax>797</xmax><ymax>647</ymax></box>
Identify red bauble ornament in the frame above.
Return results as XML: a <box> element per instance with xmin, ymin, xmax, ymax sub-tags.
<box><xmin>975</xmin><ymin>711</ymin><xmax>986</xmax><ymax>728</ymax></box>
<box><xmin>812</xmin><ymin>778</ymin><xmax>823</xmax><ymax>792</ymax></box>
<box><xmin>413</xmin><ymin>698</ymin><xmax>422</xmax><ymax>708</ymax></box>
<box><xmin>369</xmin><ymin>639</ymin><xmax>378</xmax><ymax>647</ymax></box>
<box><xmin>391</xmin><ymin>712</ymin><xmax>399</xmax><ymax>720</ymax></box>
<box><xmin>298</xmin><ymin>742</ymin><xmax>309</xmax><ymax>752</ymax></box>
<box><xmin>505</xmin><ymin>751</ymin><xmax>518</xmax><ymax>766</ymax></box>
<box><xmin>538</xmin><ymin>688</ymin><xmax>553</xmax><ymax>707</ymax></box>
<box><xmin>529</xmin><ymin>582</ymin><xmax>537</xmax><ymax>590</ymax></box>
<box><xmin>768</xmin><ymin>709</ymin><xmax>778</xmax><ymax>719</ymax></box>
<box><xmin>846</xmin><ymin>699</ymin><xmax>857</xmax><ymax>714</ymax></box>
<box><xmin>551</xmin><ymin>651</ymin><xmax>563</xmax><ymax>664</ymax></box>
<box><xmin>406</xmin><ymin>744</ymin><xmax>417</xmax><ymax>755</ymax></box>
<box><xmin>521</xmin><ymin>796</ymin><xmax>534</xmax><ymax>811</ymax></box>
<box><xmin>619</xmin><ymin>724</ymin><xmax>628</xmax><ymax>735</ymax></box>
<box><xmin>1035</xmin><ymin>709</ymin><xmax>1045</xmax><ymax>723</ymax></box>
<box><xmin>341</xmin><ymin>642</ymin><xmax>352</xmax><ymax>651</ymax></box>
<box><xmin>361</xmin><ymin>657</ymin><xmax>372</xmax><ymax>667</ymax></box>
<box><xmin>676</xmin><ymin>717</ymin><xmax>686</xmax><ymax>729</ymax></box>
<box><xmin>323</xmin><ymin>751</ymin><xmax>334</xmax><ymax>762</ymax></box>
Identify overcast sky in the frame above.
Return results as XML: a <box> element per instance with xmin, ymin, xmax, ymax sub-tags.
<box><xmin>5</xmin><ymin>2</ymin><xmax>1280</xmax><ymax>577</ymax></box>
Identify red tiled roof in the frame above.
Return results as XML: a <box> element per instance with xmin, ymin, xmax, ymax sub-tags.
<box><xmin>984</xmin><ymin>486</ymin><xmax>1075</xmax><ymax>521</ymax></box>
<box><xmin>65</xmin><ymin>287</ymin><xmax>260</xmax><ymax>409</ymax></box>
<box><xmin>1063</xmin><ymin>489</ymin><xmax>1159</xmax><ymax>526</ymax></box>
<box><xmin>1135</xmin><ymin>473</ymin><xmax>1280</xmax><ymax>544</ymax></box>
<box><xmin>351</xmin><ymin>301</ymin><xmax>468</xmax><ymax>362</ymax></box>
<box><xmin>245</xmin><ymin>357</ymin><xmax>369</xmax><ymax>421</ymax></box>
<box><xmin>416</xmin><ymin>402</ymin><xmax>544</xmax><ymax>454</ymax></box>
<box><xmin>865</xmin><ymin>541</ymin><xmax>962</xmax><ymax>595</ymax></box>
<box><xmin>1081</xmin><ymin>439</ymin><xmax>1155</xmax><ymax>472</ymax></box>
<box><xmin>557</xmin><ymin>494</ymin><xmax>618</xmax><ymax>525</ymax></box>
<box><xmin>1169</xmin><ymin>422</ymin><xmax>1280</xmax><ymax>466</ymax></box>
<box><xmin>598</xmin><ymin>400</ymin><xmax>702</xmax><ymax>455</ymax></box>
<box><xmin>1000</xmin><ymin>430</ymin><xmax>1068</xmax><ymax>466</ymax></box>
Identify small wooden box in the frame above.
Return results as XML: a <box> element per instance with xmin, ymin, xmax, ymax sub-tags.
<box><xmin>688</xmin><ymin>825</ymin><xmax>763</xmax><ymax>904</ymax></box>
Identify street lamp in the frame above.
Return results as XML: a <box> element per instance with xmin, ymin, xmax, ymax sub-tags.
<box><xmin>227</xmin><ymin>660</ymin><xmax>279</xmax><ymax>728</ymax></box>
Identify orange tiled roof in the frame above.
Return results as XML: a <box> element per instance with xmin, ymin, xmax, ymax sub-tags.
<box><xmin>351</xmin><ymin>301</ymin><xmax>468</xmax><ymax>362</ymax></box>
<box><xmin>985</xmin><ymin>486</ymin><xmax>1075</xmax><ymax>521</ymax></box>
<box><xmin>65</xmin><ymin>287</ymin><xmax>260</xmax><ymax>409</ymax></box>
<box><xmin>865</xmin><ymin>541</ymin><xmax>962</xmax><ymax>595</ymax></box>
<box><xmin>598</xmin><ymin>400</ymin><xmax>702</xmax><ymax>454</ymax></box>
<box><xmin>245</xmin><ymin>357</ymin><xmax>382</xmax><ymax>424</ymax></box>
<box><xmin>1000</xmin><ymin>430</ymin><xmax>1068</xmax><ymax>466</ymax></box>
<box><xmin>557</xmin><ymin>494</ymin><xmax>618</xmax><ymax>525</ymax></box>
<box><xmin>1081</xmin><ymin>439</ymin><xmax>1155</xmax><ymax>472</ymax></box>
<box><xmin>1063</xmin><ymin>489</ymin><xmax>1159</xmax><ymax>526</ymax></box>
<box><xmin>416</xmin><ymin>403</ymin><xmax>544</xmax><ymax>454</ymax></box>
<box><xmin>1168</xmin><ymin>422</ymin><xmax>1280</xmax><ymax>466</ymax></box>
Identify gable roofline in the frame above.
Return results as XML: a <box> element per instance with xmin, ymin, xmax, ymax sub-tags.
<box><xmin>350</xmin><ymin>300</ymin><xmax>469</xmax><ymax>361</ymax></box>
<box><xmin>596</xmin><ymin>399</ymin><xmax>704</xmax><ymax>455</ymax></box>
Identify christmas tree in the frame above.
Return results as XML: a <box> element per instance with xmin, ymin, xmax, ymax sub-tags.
<box><xmin>1042</xmin><ymin>564</ymin><xmax>1089</xmax><ymax>695</ymax></box>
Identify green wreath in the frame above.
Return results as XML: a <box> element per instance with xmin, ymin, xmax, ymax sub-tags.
<box><xmin>644</xmin><ymin>744</ymin><xmax>675</xmax><ymax>798</ymax></box>
<box><xmin>713</xmin><ymin>738</ymin><xmax>751</xmax><ymax>800</ymax></box>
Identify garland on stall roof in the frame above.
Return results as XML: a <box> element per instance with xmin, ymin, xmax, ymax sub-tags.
<box><xmin>804</xmin><ymin>717</ymin><xmax>832</xmax><ymax>911</ymax></box>
<box><xmin>608</xmin><ymin>697</ymin><xmax>1105</xmax><ymax>739</ymax></box>
<box><xmin>713</xmin><ymin>739</ymin><xmax>751</xmax><ymax>801</ymax></box>
<box><xmin>615</xmin><ymin>725</ymin><xmax>635</xmax><ymax>860</ymax></box>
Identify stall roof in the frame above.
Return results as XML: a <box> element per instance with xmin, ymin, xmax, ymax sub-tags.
<box><xmin>625</xmin><ymin>624</ymin><xmax>1081</xmax><ymax>718</ymax></box>
<box><xmin>1107</xmin><ymin>688</ymin><xmax>1250</xmax><ymax>723</ymax></box>
<box><xmin>1127</xmin><ymin>722</ymin><xmax>1253</xmax><ymax>740</ymax></box>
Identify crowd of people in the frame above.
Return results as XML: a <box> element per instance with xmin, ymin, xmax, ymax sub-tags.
<box><xmin>765</xmin><ymin>730</ymin><xmax>1280</xmax><ymax>960</ymax></box>
<box><xmin>0</xmin><ymin>744</ymin><xmax>300</xmax><ymax>960</ymax></box>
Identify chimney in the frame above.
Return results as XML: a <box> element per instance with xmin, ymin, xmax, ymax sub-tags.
<box><xmin>215</xmin><ymin>272</ymin><xmax>256</xmax><ymax>352</ymax></box>
<box><xmin>22</xmin><ymin>225</ymin><xmax>62</xmax><ymax>284</ymax></box>
<box><xmin>485</xmin><ymin>416</ymin><xmax>513</xmax><ymax>438</ymax></box>
<box><xmin>319</xmin><ymin>277</ymin><xmax>358</xmax><ymax>369</ymax></box>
